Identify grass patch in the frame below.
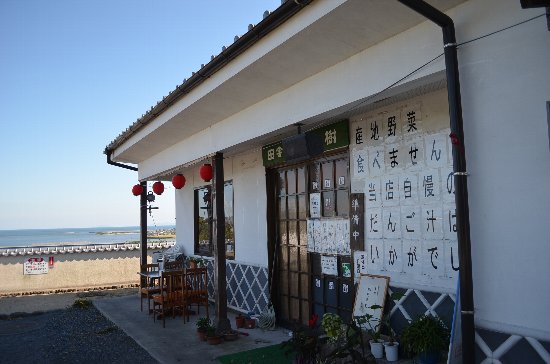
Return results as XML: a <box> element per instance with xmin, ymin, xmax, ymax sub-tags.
<box><xmin>217</xmin><ymin>343</ymin><xmax>293</xmax><ymax>364</ymax></box>
<box><xmin>72</xmin><ymin>299</ymin><xmax>93</xmax><ymax>309</ymax></box>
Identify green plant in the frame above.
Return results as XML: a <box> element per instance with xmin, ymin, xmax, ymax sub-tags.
<box><xmin>381</xmin><ymin>292</ymin><xmax>405</xmax><ymax>345</ymax></box>
<box><xmin>196</xmin><ymin>317</ymin><xmax>211</xmax><ymax>332</ymax></box>
<box><xmin>400</xmin><ymin>315</ymin><xmax>450</xmax><ymax>357</ymax></box>
<box><xmin>354</xmin><ymin>308</ymin><xmax>382</xmax><ymax>343</ymax></box>
<box><xmin>188</xmin><ymin>256</ymin><xmax>206</xmax><ymax>267</ymax></box>
<box><xmin>206</xmin><ymin>324</ymin><xmax>217</xmax><ymax>337</ymax></box>
<box><xmin>72</xmin><ymin>299</ymin><xmax>92</xmax><ymax>309</ymax></box>
<box><xmin>321</xmin><ymin>313</ymin><xmax>344</xmax><ymax>342</ymax></box>
<box><xmin>282</xmin><ymin>315</ymin><xmax>324</xmax><ymax>364</ymax></box>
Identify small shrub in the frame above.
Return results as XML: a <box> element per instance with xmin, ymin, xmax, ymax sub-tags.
<box><xmin>72</xmin><ymin>299</ymin><xmax>92</xmax><ymax>309</ymax></box>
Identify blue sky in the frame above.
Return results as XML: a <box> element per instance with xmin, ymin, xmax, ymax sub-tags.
<box><xmin>0</xmin><ymin>0</ymin><xmax>281</xmax><ymax>230</ymax></box>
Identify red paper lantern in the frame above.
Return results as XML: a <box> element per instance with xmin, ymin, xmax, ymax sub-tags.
<box><xmin>152</xmin><ymin>181</ymin><xmax>165</xmax><ymax>195</ymax></box>
<box><xmin>132</xmin><ymin>184</ymin><xmax>143</xmax><ymax>196</ymax></box>
<box><xmin>199</xmin><ymin>164</ymin><xmax>213</xmax><ymax>182</ymax></box>
<box><xmin>172</xmin><ymin>174</ymin><xmax>186</xmax><ymax>189</ymax></box>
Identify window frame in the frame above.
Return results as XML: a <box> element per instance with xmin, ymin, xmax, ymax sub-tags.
<box><xmin>193</xmin><ymin>180</ymin><xmax>234</xmax><ymax>259</ymax></box>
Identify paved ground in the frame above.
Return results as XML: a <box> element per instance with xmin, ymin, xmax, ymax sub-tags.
<box><xmin>0</xmin><ymin>290</ymin><xmax>156</xmax><ymax>364</ymax></box>
<box><xmin>0</xmin><ymin>290</ymin><xmax>415</xmax><ymax>364</ymax></box>
<box><xmin>94</xmin><ymin>294</ymin><xmax>292</xmax><ymax>363</ymax></box>
<box><xmin>0</xmin><ymin>289</ymin><xmax>293</xmax><ymax>364</ymax></box>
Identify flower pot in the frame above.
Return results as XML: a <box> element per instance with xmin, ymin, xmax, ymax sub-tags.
<box><xmin>223</xmin><ymin>332</ymin><xmax>239</xmax><ymax>341</ymax></box>
<box><xmin>235</xmin><ymin>315</ymin><xmax>245</xmax><ymax>329</ymax></box>
<box><xmin>369</xmin><ymin>340</ymin><xmax>384</xmax><ymax>359</ymax></box>
<box><xmin>197</xmin><ymin>330</ymin><xmax>207</xmax><ymax>341</ymax></box>
<box><xmin>384</xmin><ymin>342</ymin><xmax>399</xmax><ymax>362</ymax></box>
<box><xmin>207</xmin><ymin>335</ymin><xmax>222</xmax><ymax>345</ymax></box>
<box><xmin>244</xmin><ymin>318</ymin><xmax>256</xmax><ymax>329</ymax></box>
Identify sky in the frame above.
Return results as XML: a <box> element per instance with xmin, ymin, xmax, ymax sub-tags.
<box><xmin>0</xmin><ymin>0</ymin><xmax>282</xmax><ymax>230</ymax></box>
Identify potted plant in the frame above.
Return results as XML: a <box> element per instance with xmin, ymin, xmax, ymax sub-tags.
<box><xmin>355</xmin><ymin>309</ymin><xmax>384</xmax><ymax>359</ymax></box>
<box><xmin>188</xmin><ymin>256</ymin><xmax>205</xmax><ymax>269</ymax></box>
<box><xmin>235</xmin><ymin>313</ymin><xmax>245</xmax><ymax>328</ymax></box>
<box><xmin>381</xmin><ymin>292</ymin><xmax>405</xmax><ymax>362</ymax></box>
<box><xmin>206</xmin><ymin>324</ymin><xmax>222</xmax><ymax>345</ymax></box>
<box><xmin>196</xmin><ymin>317</ymin><xmax>210</xmax><ymax>341</ymax></box>
<box><xmin>222</xmin><ymin>330</ymin><xmax>239</xmax><ymax>341</ymax></box>
<box><xmin>244</xmin><ymin>315</ymin><xmax>256</xmax><ymax>329</ymax></box>
<box><xmin>400</xmin><ymin>315</ymin><xmax>450</xmax><ymax>364</ymax></box>
<box><xmin>382</xmin><ymin>321</ymin><xmax>399</xmax><ymax>362</ymax></box>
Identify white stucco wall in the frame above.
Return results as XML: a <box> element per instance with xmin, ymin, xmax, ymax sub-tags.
<box><xmin>174</xmin><ymin>150</ymin><xmax>268</xmax><ymax>267</ymax></box>
<box><xmin>450</xmin><ymin>0</ymin><xmax>550</xmax><ymax>340</ymax></box>
<box><xmin>161</xmin><ymin>0</ymin><xmax>550</xmax><ymax>341</ymax></box>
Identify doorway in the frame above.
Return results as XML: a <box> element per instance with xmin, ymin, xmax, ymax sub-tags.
<box><xmin>271</xmin><ymin>153</ymin><xmax>354</xmax><ymax>327</ymax></box>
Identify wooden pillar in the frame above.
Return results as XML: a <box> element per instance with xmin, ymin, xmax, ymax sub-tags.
<box><xmin>139</xmin><ymin>181</ymin><xmax>148</xmax><ymax>285</ymax></box>
<box><xmin>212</xmin><ymin>152</ymin><xmax>231</xmax><ymax>332</ymax></box>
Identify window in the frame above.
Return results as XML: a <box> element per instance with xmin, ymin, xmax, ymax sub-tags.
<box><xmin>194</xmin><ymin>181</ymin><xmax>234</xmax><ymax>259</ymax></box>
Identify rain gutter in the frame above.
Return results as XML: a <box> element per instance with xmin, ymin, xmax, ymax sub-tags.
<box><xmin>106</xmin><ymin>152</ymin><xmax>148</xmax><ymax>268</ymax></box>
<box><xmin>396</xmin><ymin>1</ymin><xmax>475</xmax><ymax>363</ymax></box>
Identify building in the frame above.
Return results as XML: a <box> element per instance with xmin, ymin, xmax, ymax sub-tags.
<box><xmin>105</xmin><ymin>1</ymin><xmax>550</xmax><ymax>362</ymax></box>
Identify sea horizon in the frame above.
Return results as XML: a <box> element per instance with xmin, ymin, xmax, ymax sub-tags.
<box><xmin>0</xmin><ymin>225</ymin><xmax>176</xmax><ymax>248</ymax></box>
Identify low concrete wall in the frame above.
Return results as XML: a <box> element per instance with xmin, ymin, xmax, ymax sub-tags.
<box><xmin>0</xmin><ymin>242</ymin><xmax>174</xmax><ymax>296</ymax></box>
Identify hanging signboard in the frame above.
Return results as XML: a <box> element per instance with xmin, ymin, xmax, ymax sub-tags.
<box><xmin>24</xmin><ymin>257</ymin><xmax>49</xmax><ymax>275</ymax></box>
<box><xmin>262</xmin><ymin>120</ymin><xmax>349</xmax><ymax>167</ymax></box>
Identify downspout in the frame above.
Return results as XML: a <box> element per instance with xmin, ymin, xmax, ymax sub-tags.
<box><xmin>105</xmin><ymin>150</ymin><xmax>148</xmax><ymax>269</ymax></box>
<box><xmin>396</xmin><ymin>1</ymin><xmax>475</xmax><ymax>363</ymax></box>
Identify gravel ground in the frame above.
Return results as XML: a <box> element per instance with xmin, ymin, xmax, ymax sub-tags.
<box><xmin>0</xmin><ymin>303</ymin><xmax>158</xmax><ymax>364</ymax></box>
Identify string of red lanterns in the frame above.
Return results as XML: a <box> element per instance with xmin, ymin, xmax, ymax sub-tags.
<box><xmin>131</xmin><ymin>164</ymin><xmax>212</xmax><ymax>196</ymax></box>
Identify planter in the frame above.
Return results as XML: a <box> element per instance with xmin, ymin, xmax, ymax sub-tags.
<box><xmin>244</xmin><ymin>318</ymin><xmax>256</xmax><ymax>329</ymax></box>
<box><xmin>384</xmin><ymin>342</ymin><xmax>399</xmax><ymax>362</ymax></box>
<box><xmin>207</xmin><ymin>335</ymin><xmax>222</xmax><ymax>345</ymax></box>
<box><xmin>197</xmin><ymin>330</ymin><xmax>207</xmax><ymax>341</ymax></box>
<box><xmin>369</xmin><ymin>340</ymin><xmax>384</xmax><ymax>359</ymax></box>
<box><xmin>223</xmin><ymin>332</ymin><xmax>239</xmax><ymax>341</ymax></box>
<box><xmin>417</xmin><ymin>351</ymin><xmax>440</xmax><ymax>364</ymax></box>
<box><xmin>235</xmin><ymin>315</ymin><xmax>245</xmax><ymax>329</ymax></box>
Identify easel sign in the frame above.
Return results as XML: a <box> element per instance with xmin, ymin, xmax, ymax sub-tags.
<box><xmin>352</xmin><ymin>274</ymin><xmax>389</xmax><ymax>328</ymax></box>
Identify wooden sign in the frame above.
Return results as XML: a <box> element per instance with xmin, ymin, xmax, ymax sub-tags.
<box><xmin>352</xmin><ymin>274</ymin><xmax>389</xmax><ymax>327</ymax></box>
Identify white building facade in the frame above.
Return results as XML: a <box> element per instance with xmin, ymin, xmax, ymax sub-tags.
<box><xmin>106</xmin><ymin>1</ymin><xmax>550</xmax><ymax>362</ymax></box>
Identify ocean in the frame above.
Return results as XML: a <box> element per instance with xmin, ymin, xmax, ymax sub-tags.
<box><xmin>0</xmin><ymin>226</ymin><xmax>175</xmax><ymax>248</ymax></box>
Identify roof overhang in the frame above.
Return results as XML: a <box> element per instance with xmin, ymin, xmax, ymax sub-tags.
<box><xmin>107</xmin><ymin>0</ymin><xmax>465</xmax><ymax>169</ymax></box>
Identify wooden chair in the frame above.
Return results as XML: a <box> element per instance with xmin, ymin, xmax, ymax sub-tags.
<box><xmin>185</xmin><ymin>267</ymin><xmax>209</xmax><ymax>321</ymax></box>
<box><xmin>164</xmin><ymin>260</ymin><xmax>184</xmax><ymax>271</ymax></box>
<box><xmin>152</xmin><ymin>270</ymin><xmax>188</xmax><ymax>327</ymax></box>
<box><xmin>139</xmin><ymin>263</ymin><xmax>160</xmax><ymax>312</ymax></box>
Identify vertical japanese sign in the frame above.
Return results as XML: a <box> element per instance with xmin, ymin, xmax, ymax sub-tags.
<box><xmin>350</xmin><ymin>193</ymin><xmax>365</xmax><ymax>251</ymax></box>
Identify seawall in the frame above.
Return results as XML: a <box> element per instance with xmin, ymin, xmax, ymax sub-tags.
<box><xmin>0</xmin><ymin>242</ymin><xmax>174</xmax><ymax>296</ymax></box>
